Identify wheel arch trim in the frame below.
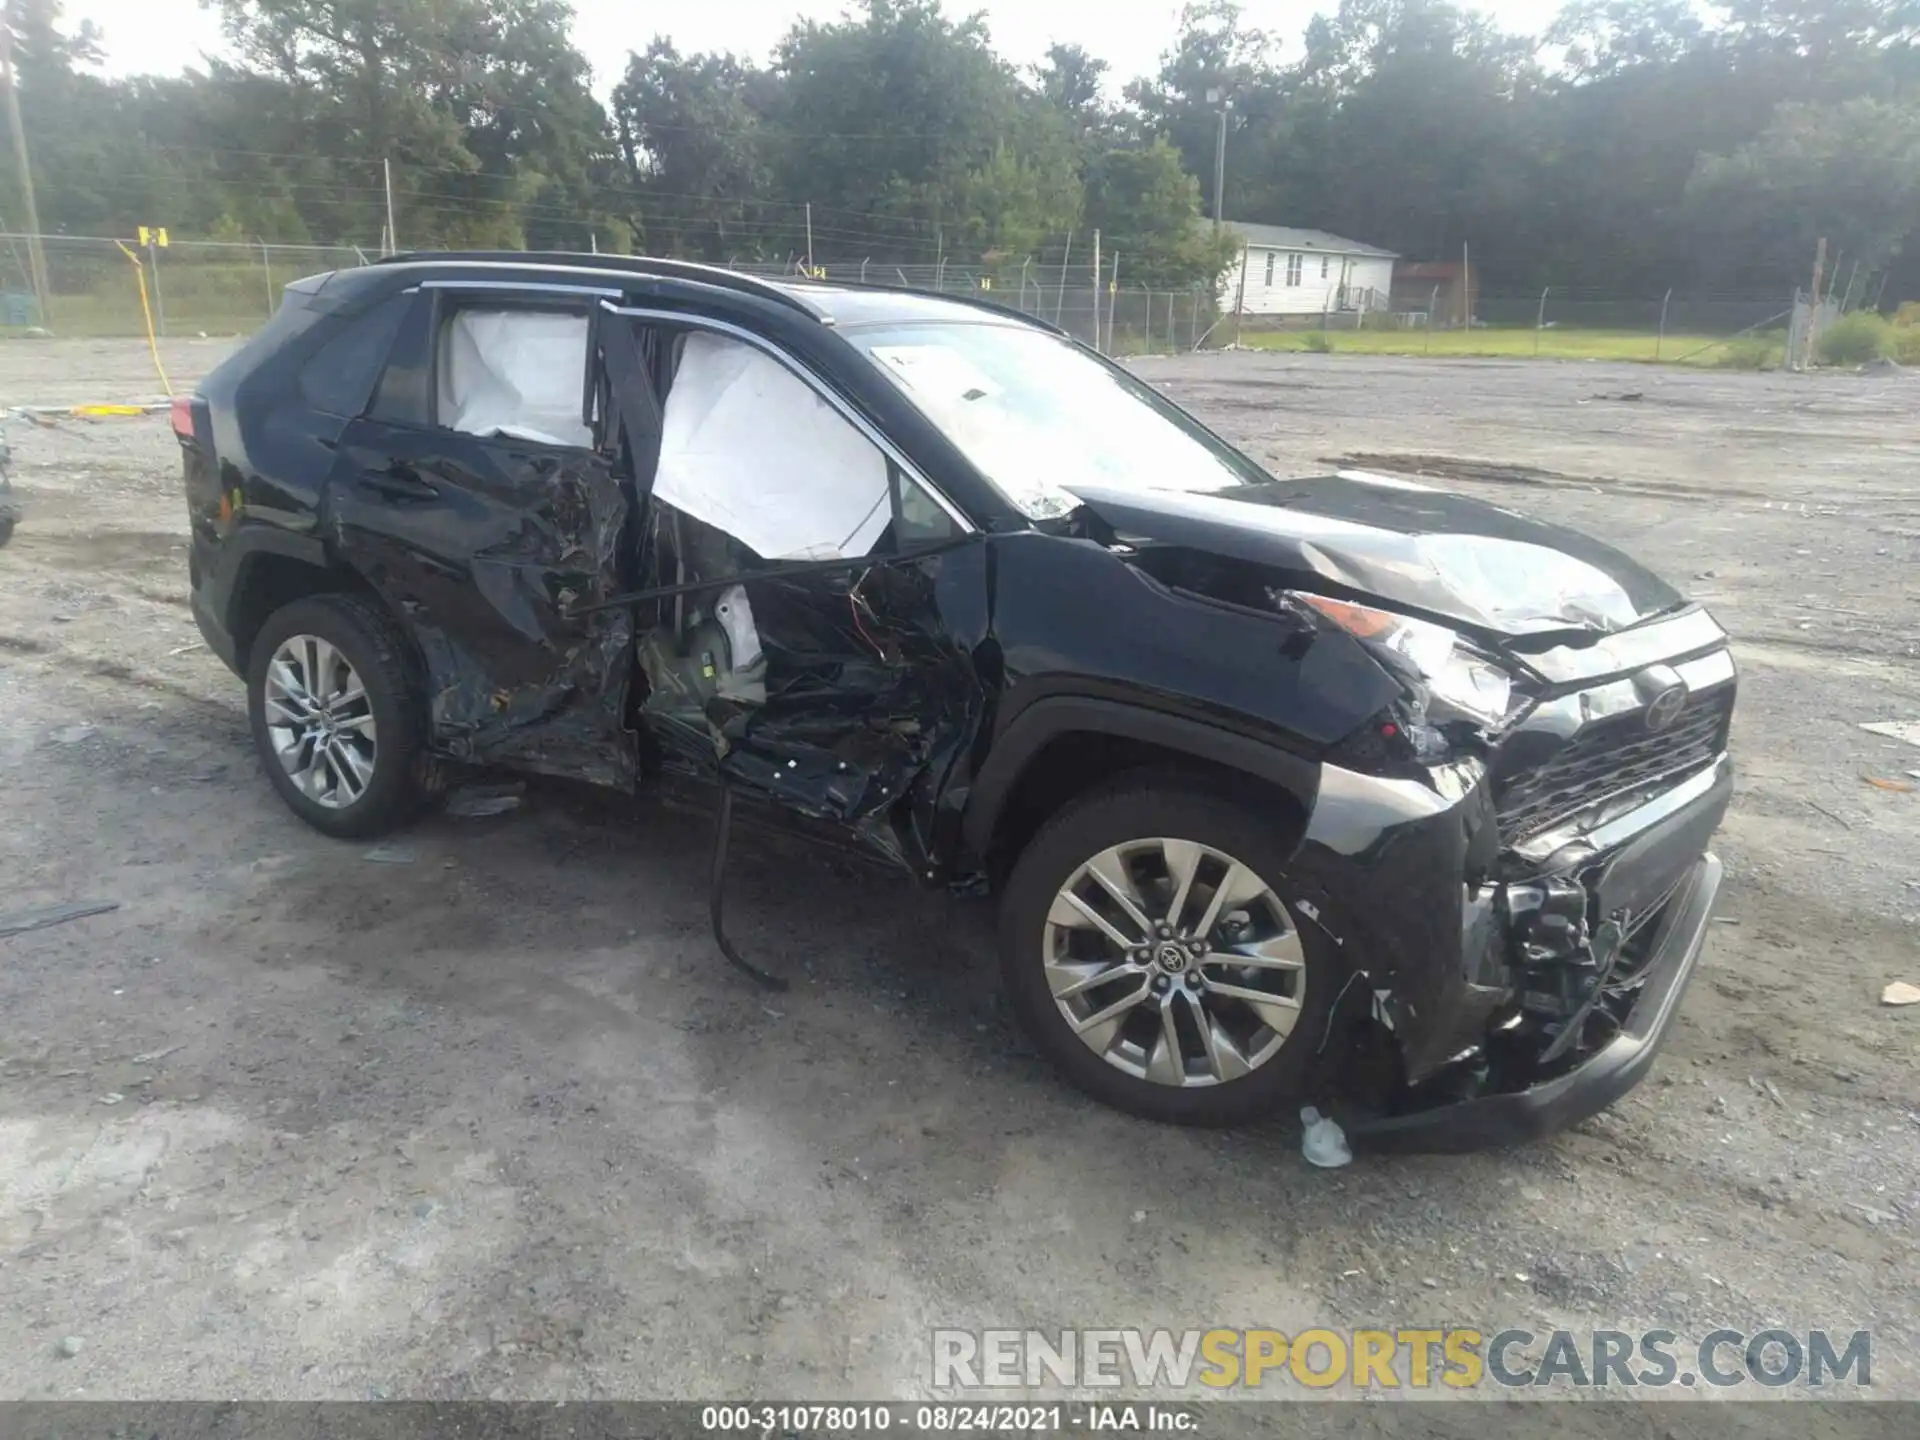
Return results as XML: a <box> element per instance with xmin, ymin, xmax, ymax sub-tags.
<box><xmin>961</xmin><ymin>695</ymin><xmax>1323</xmax><ymax>862</ymax></box>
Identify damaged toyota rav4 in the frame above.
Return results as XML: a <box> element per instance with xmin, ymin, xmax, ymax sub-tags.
<box><xmin>177</xmin><ymin>254</ymin><xmax>1734</xmax><ymax>1151</ymax></box>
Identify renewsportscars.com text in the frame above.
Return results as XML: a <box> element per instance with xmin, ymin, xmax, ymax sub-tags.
<box><xmin>931</xmin><ymin>1327</ymin><xmax>1872</xmax><ymax>1390</ymax></box>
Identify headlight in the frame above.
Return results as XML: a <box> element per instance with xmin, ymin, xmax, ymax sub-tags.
<box><xmin>1292</xmin><ymin>593</ymin><xmax>1514</xmax><ymax>727</ymax></box>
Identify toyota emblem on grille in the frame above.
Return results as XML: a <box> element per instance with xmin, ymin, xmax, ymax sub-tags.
<box><xmin>1643</xmin><ymin>683</ymin><xmax>1688</xmax><ymax>732</ymax></box>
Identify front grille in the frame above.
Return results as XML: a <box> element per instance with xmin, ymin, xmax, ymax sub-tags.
<box><xmin>1496</xmin><ymin>686</ymin><xmax>1732</xmax><ymax>846</ymax></box>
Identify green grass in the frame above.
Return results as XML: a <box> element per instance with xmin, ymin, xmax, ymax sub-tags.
<box><xmin>1238</xmin><ymin>326</ymin><xmax>1766</xmax><ymax>366</ymax></box>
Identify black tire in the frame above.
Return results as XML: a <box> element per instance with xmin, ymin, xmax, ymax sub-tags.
<box><xmin>999</xmin><ymin>776</ymin><xmax>1340</xmax><ymax>1127</ymax></box>
<box><xmin>246</xmin><ymin>592</ymin><xmax>430</xmax><ymax>839</ymax></box>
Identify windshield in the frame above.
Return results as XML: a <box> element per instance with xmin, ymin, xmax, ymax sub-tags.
<box><xmin>845</xmin><ymin>321</ymin><xmax>1265</xmax><ymax>520</ymax></box>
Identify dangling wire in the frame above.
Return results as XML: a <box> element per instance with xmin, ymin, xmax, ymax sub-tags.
<box><xmin>708</xmin><ymin>782</ymin><xmax>789</xmax><ymax>992</ymax></box>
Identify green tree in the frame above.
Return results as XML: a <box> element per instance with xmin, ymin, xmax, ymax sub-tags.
<box><xmin>1033</xmin><ymin>41</ymin><xmax>1112</xmax><ymax>138</ymax></box>
<box><xmin>766</xmin><ymin>0</ymin><xmax>1079</xmax><ymax>262</ymax></box>
<box><xmin>1083</xmin><ymin>139</ymin><xmax>1238</xmax><ymax>289</ymax></box>
<box><xmin>211</xmin><ymin>0</ymin><xmax>606</xmax><ymax>247</ymax></box>
<box><xmin>1687</xmin><ymin>98</ymin><xmax>1920</xmax><ymax>289</ymax></box>
<box><xmin>611</xmin><ymin>39</ymin><xmax>778</xmax><ymax>260</ymax></box>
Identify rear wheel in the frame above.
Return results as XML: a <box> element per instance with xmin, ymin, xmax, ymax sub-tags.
<box><xmin>246</xmin><ymin>594</ymin><xmax>429</xmax><ymax>838</ymax></box>
<box><xmin>999</xmin><ymin>778</ymin><xmax>1336</xmax><ymax>1127</ymax></box>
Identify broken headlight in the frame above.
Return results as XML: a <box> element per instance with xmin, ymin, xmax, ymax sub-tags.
<box><xmin>1292</xmin><ymin>594</ymin><xmax>1516</xmax><ymax>739</ymax></box>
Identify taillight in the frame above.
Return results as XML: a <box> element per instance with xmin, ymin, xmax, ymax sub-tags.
<box><xmin>169</xmin><ymin>396</ymin><xmax>196</xmax><ymax>442</ymax></box>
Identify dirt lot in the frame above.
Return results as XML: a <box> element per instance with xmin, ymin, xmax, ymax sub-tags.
<box><xmin>1</xmin><ymin>340</ymin><xmax>1916</xmax><ymax>1406</ymax></box>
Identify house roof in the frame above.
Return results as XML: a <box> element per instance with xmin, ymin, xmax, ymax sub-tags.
<box><xmin>1222</xmin><ymin>222</ymin><xmax>1397</xmax><ymax>258</ymax></box>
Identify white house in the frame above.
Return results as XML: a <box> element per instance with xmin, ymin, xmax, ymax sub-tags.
<box><xmin>1218</xmin><ymin>223</ymin><xmax>1398</xmax><ymax>317</ymax></box>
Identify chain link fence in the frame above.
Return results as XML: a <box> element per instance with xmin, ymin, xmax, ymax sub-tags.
<box><xmin>0</xmin><ymin>236</ymin><xmax>1851</xmax><ymax>372</ymax></box>
<box><xmin>732</xmin><ymin>258</ymin><xmax>1215</xmax><ymax>356</ymax></box>
<box><xmin>1</xmin><ymin>234</ymin><xmax>373</xmax><ymax>336</ymax></box>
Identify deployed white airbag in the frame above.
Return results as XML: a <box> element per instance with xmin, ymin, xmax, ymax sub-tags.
<box><xmin>437</xmin><ymin>309</ymin><xmax>592</xmax><ymax>448</ymax></box>
<box><xmin>653</xmin><ymin>332</ymin><xmax>891</xmax><ymax>560</ymax></box>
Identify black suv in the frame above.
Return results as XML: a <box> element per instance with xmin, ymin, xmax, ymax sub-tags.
<box><xmin>177</xmin><ymin>253</ymin><xmax>1734</xmax><ymax>1150</ymax></box>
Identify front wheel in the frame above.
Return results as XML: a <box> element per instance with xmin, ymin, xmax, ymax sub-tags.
<box><xmin>999</xmin><ymin>778</ymin><xmax>1338</xmax><ymax>1127</ymax></box>
<box><xmin>246</xmin><ymin>593</ymin><xmax>430</xmax><ymax>838</ymax></box>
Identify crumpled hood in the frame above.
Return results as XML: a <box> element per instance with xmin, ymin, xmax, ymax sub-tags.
<box><xmin>1062</xmin><ymin>470</ymin><xmax>1687</xmax><ymax>640</ymax></box>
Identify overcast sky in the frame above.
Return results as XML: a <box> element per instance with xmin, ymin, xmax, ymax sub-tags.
<box><xmin>68</xmin><ymin>0</ymin><xmax>1570</xmax><ymax>95</ymax></box>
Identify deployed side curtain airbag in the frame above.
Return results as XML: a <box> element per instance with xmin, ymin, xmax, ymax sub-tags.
<box><xmin>651</xmin><ymin>332</ymin><xmax>891</xmax><ymax>560</ymax></box>
<box><xmin>437</xmin><ymin>309</ymin><xmax>593</xmax><ymax>448</ymax></box>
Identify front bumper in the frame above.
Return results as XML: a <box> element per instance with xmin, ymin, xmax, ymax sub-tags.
<box><xmin>1350</xmin><ymin>851</ymin><xmax>1720</xmax><ymax>1152</ymax></box>
<box><xmin>1295</xmin><ymin>740</ymin><xmax>1732</xmax><ymax>1153</ymax></box>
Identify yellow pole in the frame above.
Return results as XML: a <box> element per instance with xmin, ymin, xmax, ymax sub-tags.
<box><xmin>114</xmin><ymin>240</ymin><xmax>172</xmax><ymax>397</ymax></box>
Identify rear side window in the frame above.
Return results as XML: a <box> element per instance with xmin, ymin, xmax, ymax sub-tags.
<box><xmin>298</xmin><ymin>294</ymin><xmax>412</xmax><ymax>417</ymax></box>
<box><xmin>435</xmin><ymin>307</ymin><xmax>593</xmax><ymax>447</ymax></box>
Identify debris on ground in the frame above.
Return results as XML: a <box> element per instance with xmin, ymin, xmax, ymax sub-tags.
<box><xmin>129</xmin><ymin>1044</ymin><xmax>184</xmax><ymax>1065</ymax></box>
<box><xmin>0</xmin><ymin>900</ymin><xmax>119</xmax><ymax>938</ymax></box>
<box><xmin>362</xmin><ymin>843</ymin><xmax>418</xmax><ymax>864</ymax></box>
<box><xmin>1860</xmin><ymin>720</ymin><xmax>1920</xmax><ymax>748</ymax></box>
<box><xmin>1300</xmin><ymin>1106</ymin><xmax>1353</xmax><ymax>1168</ymax></box>
<box><xmin>1882</xmin><ymin>981</ymin><xmax>1920</xmax><ymax>1007</ymax></box>
<box><xmin>1863</xmin><ymin>775</ymin><xmax>1916</xmax><ymax>792</ymax></box>
<box><xmin>1749</xmin><ymin>1075</ymin><xmax>1786</xmax><ymax>1108</ymax></box>
<box><xmin>445</xmin><ymin>782</ymin><xmax>526</xmax><ymax>818</ymax></box>
<box><xmin>55</xmin><ymin>1337</ymin><xmax>83</xmax><ymax>1359</ymax></box>
<box><xmin>52</xmin><ymin>724</ymin><xmax>95</xmax><ymax>744</ymax></box>
<box><xmin>1593</xmin><ymin>391</ymin><xmax>1646</xmax><ymax>402</ymax></box>
<box><xmin>1858</xmin><ymin>357</ymin><xmax>1905</xmax><ymax>376</ymax></box>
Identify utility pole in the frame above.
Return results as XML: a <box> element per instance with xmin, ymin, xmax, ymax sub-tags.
<box><xmin>383</xmin><ymin>157</ymin><xmax>398</xmax><ymax>255</ymax></box>
<box><xmin>1207</xmin><ymin>89</ymin><xmax>1230</xmax><ymax>234</ymax></box>
<box><xmin>1</xmin><ymin>21</ymin><xmax>52</xmax><ymax>325</ymax></box>
<box><xmin>1804</xmin><ymin>235</ymin><xmax>1827</xmax><ymax>367</ymax></box>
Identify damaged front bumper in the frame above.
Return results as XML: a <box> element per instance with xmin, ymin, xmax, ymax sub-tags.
<box><xmin>1353</xmin><ymin>850</ymin><xmax>1720</xmax><ymax>1152</ymax></box>
<box><xmin>1296</xmin><ymin>740</ymin><xmax>1733</xmax><ymax>1153</ymax></box>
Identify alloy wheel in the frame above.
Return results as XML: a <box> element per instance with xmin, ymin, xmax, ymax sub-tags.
<box><xmin>1043</xmin><ymin>837</ymin><xmax>1307</xmax><ymax>1087</ymax></box>
<box><xmin>261</xmin><ymin>633</ymin><xmax>379</xmax><ymax>810</ymax></box>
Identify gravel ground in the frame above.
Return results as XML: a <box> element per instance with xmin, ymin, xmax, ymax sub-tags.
<box><xmin>1</xmin><ymin>340</ymin><xmax>1916</xmax><ymax>1408</ymax></box>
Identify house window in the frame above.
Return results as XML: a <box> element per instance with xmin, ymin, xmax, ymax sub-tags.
<box><xmin>1264</xmin><ymin>252</ymin><xmax>1275</xmax><ymax>286</ymax></box>
<box><xmin>1286</xmin><ymin>253</ymin><xmax>1303</xmax><ymax>286</ymax></box>
<box><xmin>1321</xmin><ymin>255</ymin><xmax>1330</xmax><ymax>279</ymax></box>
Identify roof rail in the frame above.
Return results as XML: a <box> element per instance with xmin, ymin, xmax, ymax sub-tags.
<box><xmin>374</xmin><ymin>251</ymin><xmax>828</xmax><ymax>320</ymax></box>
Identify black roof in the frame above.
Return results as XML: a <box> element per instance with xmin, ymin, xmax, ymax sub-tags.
<box><xmin>374</xmin><ymin>251</ymin><xmax>1060</xmax><ymax>334</ymax></box>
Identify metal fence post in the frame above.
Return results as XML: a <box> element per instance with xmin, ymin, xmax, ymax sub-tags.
<box><xmin>148</xmin><ymin>241</ymin><xmax>167</xmax><ymax>338</ymax></box>
<box><xmin>1107</xmin><ymin>257</ymin><xmax>1119</xmax><ymax>355</ymax></box>
<box><xmin>260</xmin><ymin>240</ymin><xmax>275</xmax><ymax>318</ymax></box>
<box><xmin>1534</xmin><ymin>286</ymin><xmax>1549</xmax><ymax>355</ymax></box>
<box><xmin>1656</xmin><ymin>287</ymin><xmax>1672</xmax><ymax>361</ymax></box>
